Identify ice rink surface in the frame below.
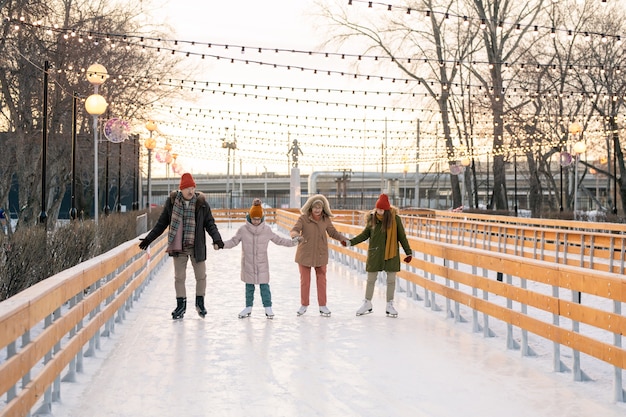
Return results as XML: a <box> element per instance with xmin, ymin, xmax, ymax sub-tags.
<box><xmin>52</xmin><ymin>226</ymin><xmax>626</xmax><ymax>417</ymax></box>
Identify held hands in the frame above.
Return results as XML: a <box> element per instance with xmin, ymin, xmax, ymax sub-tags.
<box><xmin>138</xmin><ymin>238</ymin><xmax>149</xmax><ymax>250</ymax></box>
<box><xmin>403</xmin><ymin>255</ymin><xmax>412</xmax><ymax>263</ymax></box>
<box><xmin>292</xmin><ymin>236</ymin><xmax>303</xmax><ymax>244</ymax></box>
<box><xmin>213</xmin><ymin>240</ymin><xmax>224</xmax><ymax>250</ymax></box>
<box><xmin>341</xmin><ymin>240</ymin><xmax>351</xmax><ymax>247</ymax></box>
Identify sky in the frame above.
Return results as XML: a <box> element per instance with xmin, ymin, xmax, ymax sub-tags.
<box><xmin>142</xmin><ymin>0</ymin><xmax>426</xmax><ymax>178</ymax></box>
<box><xmin>45</xmin><ymin>226</ymin><xmax>626</xmax><ymax>417</ymax></box>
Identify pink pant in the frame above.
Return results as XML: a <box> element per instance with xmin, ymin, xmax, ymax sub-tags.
<box><xmin>298</xmin><ymin>264</ymin><xmax>327</xmax><ymax>306</ymax></box>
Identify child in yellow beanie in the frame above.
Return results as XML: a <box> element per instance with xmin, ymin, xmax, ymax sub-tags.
<box><xmin>219</xmin><ymin>199</ymin><xmax>299</xmax><ymax>319</ymax></box>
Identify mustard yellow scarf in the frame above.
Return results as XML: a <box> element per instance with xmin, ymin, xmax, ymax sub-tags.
<box><xmin>376</xmin><ymin>213</ymin><xmax>398</xmax><ymax>260</ymax></box>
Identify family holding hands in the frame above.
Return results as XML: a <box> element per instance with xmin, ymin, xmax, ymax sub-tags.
<box><xmin>139</xmin><ymin>173</ymin><xmax>412</xmax><ymax>320</ymax></box>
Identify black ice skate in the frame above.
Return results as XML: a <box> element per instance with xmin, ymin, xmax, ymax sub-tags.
<box><xmin>172</xmin><ymin>297</ymin><xmax>187</xmax><ymax>319</ymax></box>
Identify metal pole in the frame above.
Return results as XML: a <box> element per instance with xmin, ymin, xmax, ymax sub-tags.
<box><xmin>104</xmin><ymin>139</ymin><xmax>110</xmax><ymax>215</ymax></box>
<box><xmin>39</xmin><ymin>60</ymin><xmax>49</xmax><ymax>225</ymax></box>
<box><xmin>116</xmin><ymin>141</ymin><xmax>122</xmax><ymax>212</ymax></box>
<box><xmin>574</xmin><ymin>154</ymin><xmax>579</xmax><ymax>220</ymax></box>
<box><xmin>93</xmin><ymin>114</ymin><xmax>99</xmax><ymax>224</ymax></box>
<box><xmin>147</xmin><ymin>148</ymin><xmax>152</xmax><ymax>212</ymax></box>
<box><xmin>514</xmin><ymin>152</ymin><xmax>518</xmax><ymax>216</ymax></box>
<box><xmin>415</xmin><ymin>119</ymin><xmax>420</xmax><ymax>208</ymax></box>
<box><xmin>70</xmin><ymin>92</ymin><xmax>78</xmax><ymax>220</ymax></box>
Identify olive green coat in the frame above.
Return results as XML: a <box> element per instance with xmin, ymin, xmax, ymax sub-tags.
<box><xmin>349</xmin><ymin>210</ymin><xmax>412</xmax><ymax>272</ymax></box>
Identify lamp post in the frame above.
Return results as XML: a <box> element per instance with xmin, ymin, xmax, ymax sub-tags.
<box><xmin>222</xmin><ymin>128</ymin><xmax>237</xmax><ymax>210</ymax></box>
<box><xmin>104</xmin><ymin>138</ymin><xmax>110</xmax><ymax>215</ymax></box>
<box><xmin>39</xmin><ymin>60</ymin><xmax>49</xmax><ymax>226</ymax></box>
<box><xmin>85</xmin><ymin>64</ymin><xmax>109</xmax><ymax>225</ymax></box>
<box><xmin>573</xmin><ymin>140</ymin><xmax>587</xmax><ymax>220</ymax></box>
<box><xmin>513</xmin><ymin>152</ymin><xmax>518</xmax><ymax>216</ymax></box>
<box><xmin>145</xmin><ymin>120</ymin><xmax>157</xmax><ymax>211</ymax></box>
<box><xmin>70</xmin><ymin>92</ymin><xmax>78</xmax><ymax>220</ymax></box>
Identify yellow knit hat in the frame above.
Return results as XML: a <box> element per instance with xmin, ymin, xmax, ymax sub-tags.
<box><xmin>249</xmin><ymin>198</ymin><xmax>264</xmax><ymax>218</ymax></box>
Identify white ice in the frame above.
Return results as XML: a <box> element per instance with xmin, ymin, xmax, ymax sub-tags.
<box><xmin>50</xmin><ymin>226</ymin><xmax>626</xmax><ymax>417</ymax></box>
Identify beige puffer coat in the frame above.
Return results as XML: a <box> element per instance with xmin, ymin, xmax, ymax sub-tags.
<box><xmin>290</xmin><ymin>194</ymin><xmax>346</xmax><ymax>267</ymax></box>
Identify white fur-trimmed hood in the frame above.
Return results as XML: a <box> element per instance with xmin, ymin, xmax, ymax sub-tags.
<box><xmin>300</xmin><ymin>194</ymin><xmax>334</xmax><ymax>217</ymax></box>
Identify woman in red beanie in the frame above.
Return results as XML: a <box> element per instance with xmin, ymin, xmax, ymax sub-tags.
<box><xmin>342</xmin><ymin>193</ymin><xmax>412</xmax><ymax>317</ymax></box>
<box><xmin>138</xmin><ymin>172</ymin><xmax>223</xmax><ymax>319</ymax></box>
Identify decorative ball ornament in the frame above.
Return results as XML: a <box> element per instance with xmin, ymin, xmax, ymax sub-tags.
<box><xmin>573</xmin><ymin>141</ymin><xmax>587</xmax><ymax>155</ymax></box>
<box><xmin>560</xmin><ymin>152</ymin><xmax>572</xmax><ymax>166</ymax></box>
<box><xmin>450</xmin><ymin>164</ymin><xmax>463</xmax><ymax>175</ymax></box>
<box><xmin>144</xmin><ymin>137</ymin><xmax>157</xmax><ymax>150</ymax></box>
<box><xmin>103</xmin><ymin>118</ymin><xmax>131</xmax><ymax>143</ymax></box>
<box><xmin>568</xmin><ymin>122</ymin><xmax>582</xmax><ymax>135</ymax></box>
<box><xmin>84</xmin><ymin>94</ymin><xmax>108</xmax><ymax>116</ymax></box>
<box><xmin>86</xmin><ymin>64</ymin><xmax>109</xmax><ymax>86</ymax></box>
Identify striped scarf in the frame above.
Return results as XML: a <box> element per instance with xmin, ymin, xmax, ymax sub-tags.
<box><xmin>168</xmin><ymin>192</ymin><xmax>196</xmax><ymax>249</ymax></box>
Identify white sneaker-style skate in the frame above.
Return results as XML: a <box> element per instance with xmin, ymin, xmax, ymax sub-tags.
<box><xmin>297</xmin><ymin>305</ymin><xmax>307</xmax><ymax>316</ymax></box>
<box><xmin>319</xmin><ymin>306</ymin><xmax>331</xmax><ymax>317</ymax></box>
<box><xmin>265</xmin><ymin>306</ymin><xmax>274</xmax><ymax>319</ymax></box>
<box><xmin>238</xmin><ymin>306</ymin><xmax>252</xmax><ymax>319</ymax></box>
<box><xmin>356</xmin><ymin>299</ymin><xmax>373</xmax><ymax>316</ymax></box>
<box><xmin>386</xmin><ymin>301</ymin><xmax>398</xmax><ymax>318</ymax></box>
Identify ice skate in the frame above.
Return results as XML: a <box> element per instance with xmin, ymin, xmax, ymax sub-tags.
<box><xmin>195</xmin><ymin>295</ymin><xmax>207</xmax><ymax>318</ymax></box>
<box><xmin>319</xmin><ymin>306</ymin><xmax>331</xmax><ymax>317</ymax></box>
<box><xmin>386</xmin><ymin>301</ymin><xmax>398</xmax><ymax>318</ymax></box>
<box><xmin>238</xmin><ymin>306</ymin><xmax>252</xmax><ymax>319</ymax></box>
<box><xmin>296</xmin><ymin>305</ymin><xmax>307</xmax><ymax>316</ymax></box>
<box><xmin>171</xmin><ymin>297</ymin><xmax>186</xmax><ymax>320</ymax></box>
<box><xmin>356</xmin><ymin>299</ymin><xmax>373</xmax><ymax>316</ymax></box>
<box><xmin>265</xmin><ymin>307</ymin><xmax>274</xmax><ymax>319</ymax></box>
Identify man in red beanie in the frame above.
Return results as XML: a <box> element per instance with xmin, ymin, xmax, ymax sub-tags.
<box><xmin>139</xmin><ymin>172</ymin><xmax>223</xmax><ymax>319</ymax></box>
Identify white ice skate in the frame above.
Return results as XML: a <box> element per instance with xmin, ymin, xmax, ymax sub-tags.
<box><xmin>386</xmin><ymin>301</ymin><xmax>398</xmax><ymax>318</ymax></box>
<box><xmin>265</xmin><ymin>307</ymin><xmax>274</xmax><ymax>319</ymax></box>
<box><xmin>356</xmin><ymin>299</ymin><xmax>373</xmax><ymax>316</ymax></box>
<box><xmin>296</xmin><ymin>305</ymin><xmax>307</xmax><ymax>316</ymax></box>
<box><xmin>238</xmin><ymin>306</ymin><xmax>252</xmax><ymax>319</ymax></box>
<box><xmin>319</xmin><ymin>306</ymin><xmax>331</xmax><ymax>317</ymax></box>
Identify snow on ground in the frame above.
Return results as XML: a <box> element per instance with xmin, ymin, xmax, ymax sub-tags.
<box><xmin>47</xmin><ymin>225</ymin><xmax>625</xmax><ymax>417</ymax></box>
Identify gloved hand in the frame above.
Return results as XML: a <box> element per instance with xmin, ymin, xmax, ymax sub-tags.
<box><xmin>403</xmin><ymin>255</ymin><xmax>412</xmax><ymax>263</ymax></box>
<box><xmin>292</xmin><ymin>236</ymin><xmax>303</xmax><ymax>243</ymax></box>
<box><xmin>213</xmin><ymin>244</ymin><xmax>219</xmax><ymax>250</ymax></box>
<box><xmin>341</xmin><ymin>240</ymin><xmax>351</xmax><ymax>247</ymax></box>
<box><xmin>215</xmin><ymin>240</ymin><xmax>224</xmax><ymax>249</ymax></box>
<box><xmin>139</xmin><ymin>238</ymin><xmax>149</xmax><ymax>250</ymax></box>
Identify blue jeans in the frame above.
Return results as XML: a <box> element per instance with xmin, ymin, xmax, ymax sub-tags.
<box><xmin>245</xmin><ymin>283</ymin><xmax>272</xmax><ymax>307</ymax></box>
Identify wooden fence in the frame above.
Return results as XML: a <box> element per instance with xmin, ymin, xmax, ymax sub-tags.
<box><xmin>1</xmin><ymin>208</ymin><xmax>625</xmax><ymax>417</ymax></box>
<box><xmin>275</xmin><ymin>209</ymin><xmax>626</xmax><ymax>402</ymax></box>
<box><xmin>0</xmin><ymin>235</ymin><xmax>168</xmax><ymax>417</ymax></box>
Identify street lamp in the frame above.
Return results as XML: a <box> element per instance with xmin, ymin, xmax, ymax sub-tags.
<box><xmin>85</xmin><ymin>63</ymin><xmax>109</xmax><ymax>225</ymax></box>
<box><xmin>222</xmin><ymin>128</ymin><xmax>237</xmax><ymax>210</ymax></box>
<box><xmin>573</xmin><ymin>140</ymin><xmax>587</xmax><ymax>220</ymax></box>
<box><xmin>145</xmin><ymin>120</ymin><xmax>157</xmax><ymax>211</ymax></box>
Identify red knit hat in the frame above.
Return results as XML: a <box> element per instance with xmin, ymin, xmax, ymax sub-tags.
<box><xmin>179</xmin><ymin>173</ymin><xmax>196</xmax><ymax>190</ymax></box>
<box><xmin>375</xmin><ymin>193</ymin><xmax>391</xmax><ymax>210</ymax></box>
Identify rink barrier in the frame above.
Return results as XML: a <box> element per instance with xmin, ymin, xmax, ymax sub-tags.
<box><xmin>0</xmin><ymin>234</ymin><xmax>167</xmax><ymax>417</ymax></box>
<box><xmin>275</xmin><ymin>209</ymin><xmax>626</xmax><ymax>403</ymax></box>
